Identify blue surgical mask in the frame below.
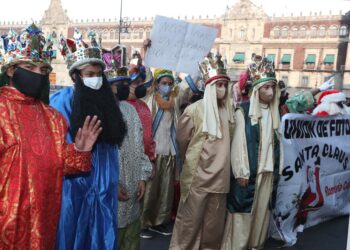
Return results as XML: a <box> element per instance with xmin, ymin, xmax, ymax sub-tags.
<box><xmin>158</xmin><ymin>85</ymin><xmax>171</xmax><ymax>96</ymax></box>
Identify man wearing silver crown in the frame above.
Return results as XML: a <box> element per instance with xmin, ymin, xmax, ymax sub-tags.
<box><xmin>0</xmin><ymin>24</ymin><xmax>102</xmax><ymax>249</ymax></box>
<box><xmin>169</xmin><ymin>54</ymin><xmax>234</xmax><ymax>249</ymax></box>
<box><xmin>50</xmin><ymin>29</ymin><xmax>127</xmax><ymax>249</ymax></box>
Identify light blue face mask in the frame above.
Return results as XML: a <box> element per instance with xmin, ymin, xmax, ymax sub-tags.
<box><xmin>158</xmin><ymin>85</ymin><xmax>171</xmax><ymax>96</ymax></box>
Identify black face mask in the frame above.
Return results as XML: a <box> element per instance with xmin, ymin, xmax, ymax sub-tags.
<box><xmin>116</xmin><ymin>84</ymin><xmax>130</xmax><ymax>101</ymax></box>
<box><xmin>12</xmin><ymin>67</ymin><xmax>49</xmax><ymax>99</ymax></box>
<box><xmin>135</xmin><ymin>84</ymin><xmax>147</xmax><ymax>99</ymax></box>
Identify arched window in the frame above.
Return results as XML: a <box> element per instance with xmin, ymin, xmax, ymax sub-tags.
<box><xmin>340</xmin><ymin>25</ymin><xmax>348</xmax><ymax>36</ymax></box>
<box><xmin>310</xmin><ymin>26</ymin><xmax>318</xmax><ymax>38</ymax></box>
<box><xmin>273</xmin><ymin>27</ymin><xmax>281</xmax><ymax>38</ymax></box>
<box><xmin>319</xmin><ymin>26</ymin><xmax>326</xmax><ymax>37</ymax></box>
<box><xmin>110</xmin><ymin>30</ymin><xmax>116</xmax><ymax>39</ymax></box>
<box><xmin>291</xmin><ymin>27</ymin><xmax>298</xmax><ymax>38</ymax></box>
<box><xmin>239</xmin><ymin>28</ymin><xmax>246</xmax><ymax>40</ymax></box>
<box><xmin>329</xmin><ymin>25</ymin><xmax>338</xmax><ymax>37</ymax></box>
<box><xmin>132</xmin><ymin>29</ymin><xmax>139</xmax><ymax>39</ymax></box>
<box><xmin>138</xmin><ymin>28</ymin><xmax>144</xmax><ymax>39</ymax></box>
<box><xmin>299</xmin><ymin>26</ymin><xmax>307</xmax><ymax>38</ymax></box>
<box><xmin>102</xmin><ymin>29</ymin><xmax>108</xmax><ymax>40</ymax></box>
<box><xmin>281</xmin><ymin>27</ymin><xmax>289</xmax><ymax>38</ymax></box>
<box><xmin>146</xmin><ymin>28</ymin><xmax>151</xmax><ymax>38</ymax></box>
<box><xmin>239</xmin><ymin>28</ymin><xmax>246</xmax><ymax>39</ymax></box>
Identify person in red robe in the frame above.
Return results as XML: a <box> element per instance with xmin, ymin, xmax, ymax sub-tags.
<box><xmin>0</xmin><ymin>24</ymin><xmax>101</xmax><ymax>250</ymax></box>
<box><xmin>127</xmin><ymin>63</ymin><xmax>156</xmax><ymax>164</ymax></box>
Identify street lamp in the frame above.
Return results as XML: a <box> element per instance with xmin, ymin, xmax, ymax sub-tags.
<box><xmin>118</xmin><ymin>0</ymin><xmax>131</xmax><ymax>44</ymax></box>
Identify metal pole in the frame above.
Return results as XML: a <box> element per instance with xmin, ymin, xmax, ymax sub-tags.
<box><xmin>119</xmin><ymin>0</ymin><xmax>122</xmax><ymax>44</ymax></box>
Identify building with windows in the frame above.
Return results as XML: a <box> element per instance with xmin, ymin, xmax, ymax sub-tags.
<box><xmin>0</xmin><ymin>0</ymin><xmax>350</xmax><ymax>95</ymax></box>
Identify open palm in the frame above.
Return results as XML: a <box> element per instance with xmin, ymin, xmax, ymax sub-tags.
<box><xmin>75</xmin><ymin>115</ymin><xmax>102</xmax><ymax>151</ymax></box>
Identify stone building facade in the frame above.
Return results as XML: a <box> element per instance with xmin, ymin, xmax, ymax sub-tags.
<box><xmin>1</xmin><ymin>0</ymin><xmax>350</xmax><ymax>94</ymax></box>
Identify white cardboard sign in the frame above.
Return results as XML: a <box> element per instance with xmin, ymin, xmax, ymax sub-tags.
<box><xmin>144</xmin><ymin>15</ymin><xmax>218</xmax><ymax>76</ymax></box>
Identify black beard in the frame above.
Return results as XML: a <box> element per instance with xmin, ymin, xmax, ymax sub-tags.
<box><xmin>69</xmin><ymin>71</ymin><xmax>127</xmax><ymax>146</ymax></box>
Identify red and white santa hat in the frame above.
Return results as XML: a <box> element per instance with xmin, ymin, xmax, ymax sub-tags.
<box><xmin>317</xmin><ymin>89</ymin><xmax>346</xmax><ymax>105</ymax></box>
<box><xmin>312</xmin><ymin>89</ymin><xmax>346</xmax><ymax>116</ymax></box>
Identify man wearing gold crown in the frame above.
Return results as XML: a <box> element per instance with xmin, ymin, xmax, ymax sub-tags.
<box><xmin>49</xmin><ymin>29</ymin><xmax>127</xmax><ymax>249</ymax></box>
<box><xmin>0</xmin><ymin>24</ymin><xmax>102</xmax><ymax>249</ymax></box>
<box><xmin>102</xmin><ymin>45</ymin><xmax>152</xmax><ymax>250</ymax></box>
<box><xmin>169</xmin><ymin>54</ymin><xmax>234</xmax><ymax>250</ymax></box>
<box><xmin>221</xmin><ymin>55</ymin><xmax>337</xmax><ymax>250</ymax></box>
<box><xmin>221</xmin><ymin>55</ymin><xmax>281</xmax><ymax>250</ymax></box>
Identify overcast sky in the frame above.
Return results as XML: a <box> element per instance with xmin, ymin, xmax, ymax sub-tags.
<box><xmin>1</xmin><ymin>0</ymin><xmax>350</xmax><ymax>22</ymax></box>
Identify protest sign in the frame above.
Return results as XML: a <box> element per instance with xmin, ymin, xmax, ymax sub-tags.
<box><xmin>270</xmin><ymin>114</ymin><xmax>350</xmax><ymax>246</ymax></box>
<box><xmin>144</xmin><ymin>15</ymin><xmax>217</xmax><ymax>76</ymax></box>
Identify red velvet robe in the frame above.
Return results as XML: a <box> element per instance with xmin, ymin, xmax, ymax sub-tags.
<box><xmin>0</xmin><ymin>87</ymin><xmax>91</xmax><ymax>250</ymax></box>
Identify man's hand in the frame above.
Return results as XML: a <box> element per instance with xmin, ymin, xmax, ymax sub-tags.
<box><xmin>137</xmin><ymin>181</ymin><xmax>146</xmax><ymax>201</ymax></box>
<box><xmin>118</xmin><ymin>185</ymin><xmax>129</xmax><ymax>201</ymax></box>
<box><xmin>143</xmin><ymin>39</ymin><xmax>151</xmax><ymax>52</ymax></box>
<box><xmin>75</xmin><ymin>116</ymin><xmax>102</xmax><ymax>151</ymax></box>
<box><xmin>236</xmin><ymin>178</ymin><xmax>249</xmax><ymax>187</ymax></box>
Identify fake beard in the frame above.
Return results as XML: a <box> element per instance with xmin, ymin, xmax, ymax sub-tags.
<box><xmin>70</xmin><ymin>72</ymin><xmax>127</xmax><ymax>146</ymax></box>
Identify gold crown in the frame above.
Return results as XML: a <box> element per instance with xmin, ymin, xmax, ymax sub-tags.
<box><xmin>248</xmin><ymin>53</ymin><xmax>276</xmax><ymax>86</ymax></box>
<box><xmin>104</xmin><ymin>67</ymin><xmax>129</xmax><ymax>82</ymax></box>
<box><xmin>199</xmin><ymin>52</ymin><xmax>228</xmax><ymax>85</ymax></box>
<box><xmin>0</xmin><ymin>23</ymin><xmax>56</xmax><ymax>71</ymax></box>
<box><xmin>101</xmin><ymin>44</ymin><xmax>128</xmax><ymax>81</ymax></box>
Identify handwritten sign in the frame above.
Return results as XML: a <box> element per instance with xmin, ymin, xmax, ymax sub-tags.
<box><xmin>144</xmin><ymin>16</ymin><xmax>217</xmax><ymax>76</ymax></box>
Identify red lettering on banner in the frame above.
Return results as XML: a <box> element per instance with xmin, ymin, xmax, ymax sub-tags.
<box><xmin>343</xmin><ymin>181</ymin><xmax>350</xmax><ymax>191</ymax></box>
<box><xmin>325</xmin><ymin>184</ymin><xmax>343</xmax><ymax>196</ymax></box>
<box><xmin>324</xmin><ymin>181</ymin><xmax>350</xmax><ymax>196</ymax></box>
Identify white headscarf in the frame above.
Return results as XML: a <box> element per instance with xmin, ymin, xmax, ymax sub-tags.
<box><xmin>203</xmin><ymin>80</ymin><xmax>234</xmax><ymax>140</ymax></box>
<box><xmin>248</xmin><ymin>80</ymin><xmax>281</xmax><ymax>129</ymax></box>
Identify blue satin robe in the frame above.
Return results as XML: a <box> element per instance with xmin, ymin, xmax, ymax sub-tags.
<box><xmin>50</xmin><ymin>87</ymin><xmax>119</xmax><ymax>250</ymax></box>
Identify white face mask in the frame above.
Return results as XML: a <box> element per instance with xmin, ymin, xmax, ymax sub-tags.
<box><xmin>216</xmin><ymin>87</ymin><xmax>227</xmax><ymax>100</ymax></box>
<box><xmin>82</xmin><ymin>76</ymin><xmax>103</xmax><ymax>90</ymax></box>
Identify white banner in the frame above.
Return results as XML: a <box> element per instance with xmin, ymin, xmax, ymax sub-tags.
<box><xmin>144</xmin><ymin>15</ymin><xmax>217</xmax><ymax>76</ymax></box>
<box><xmin>270</xmin><ymin>114</ymin><xmax>350</xmax><ymax>246</ymax></box>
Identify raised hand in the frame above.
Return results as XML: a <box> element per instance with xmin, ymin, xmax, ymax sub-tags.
<box><xmin>74</xmin><ymin>116</ymin><xmax>102</xmax><ymax>151</ymax></box>
<box><xmin>143</xmin><ymin>39</ymin><xmax>152</xmax><ymax>52</ymax></box>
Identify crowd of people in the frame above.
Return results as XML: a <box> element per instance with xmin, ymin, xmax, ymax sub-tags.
<box><xmin>0</xmin><ymin>23</ymin><xmax>349</xmax><ymax>250</ymax></box>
